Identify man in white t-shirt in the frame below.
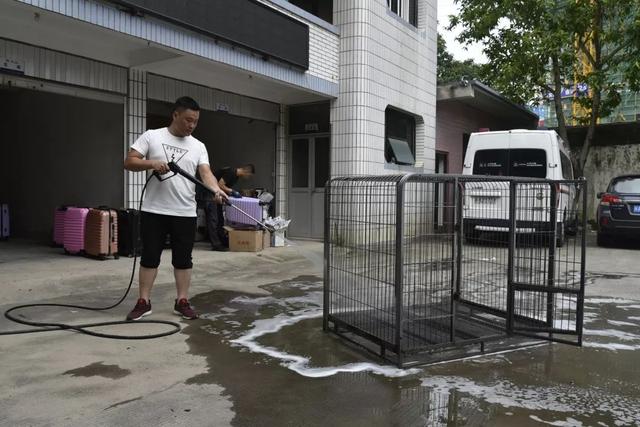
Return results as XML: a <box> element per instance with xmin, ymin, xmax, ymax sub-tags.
<box><xmin>124</xmin><ymin>96</ymin><xmax>228</xmax><ymax>320</ymax></box>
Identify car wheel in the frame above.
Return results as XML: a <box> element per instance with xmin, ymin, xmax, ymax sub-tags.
<box><xmin>596</xmin><ymin>232</ymin><xmax>610</xmax><ymax>247</ymax></box>
<box><xmin>566</xmin><ymin>216</ymin><xmax>578</xmax><ymax>236</ymax></box>
<box><xmin>556</xmin><ymin>222</ymin><xmax>565</xmax><ymax>248</ymax></box>
<box><xmin>464</xmin><ymin>231</ymin><xmax>479</xmax><ymax>244</ymax></box>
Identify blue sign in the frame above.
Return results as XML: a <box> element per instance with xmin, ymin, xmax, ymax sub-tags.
<box><xmin>549</xmin><ymin>84</ymin><xmax>590</xmax><ymax>99</ymax></box>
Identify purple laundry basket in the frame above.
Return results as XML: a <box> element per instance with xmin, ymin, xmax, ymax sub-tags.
<box><xmin>224</xmin><ymin>197</ymin><xmax>263</xmax><ymax>227</ymax></box>
<box><xmin>63</xmin><ymin>207</ymin><xmax>89</xmax><ymax>254</ymax></box>
<box><xmin>53</xmin><ymin>206</ymin><xmax>71</xmax><ymax>247</ymax></box>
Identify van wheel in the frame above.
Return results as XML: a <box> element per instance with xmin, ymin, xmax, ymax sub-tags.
<box><xmin>566</xmin><ymin>216</ymin><xmax>578</xmax><ymax>236</ymax></box>
<box><xmin>596</xmin><ymin>232</ymin><xmax>610</xmax><ymax>247</ymax></box>
<box><xmin>556</xmin><ymin>222</ymin><xmax>565</xmax><ymax>248</ymax></box>
<box><xmin>464</xmin><ymin>232</ymin><xmax>479</xmax><ymax>245</ymax></box>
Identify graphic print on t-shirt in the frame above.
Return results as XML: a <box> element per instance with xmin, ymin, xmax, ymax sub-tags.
<box><xmin>162</xmin><ymin>144</ymin><xmax>189</xmax><ymax>164</ymax></box>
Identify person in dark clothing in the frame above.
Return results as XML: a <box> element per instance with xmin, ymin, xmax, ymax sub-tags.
<box><xmin>204</xmin><ymin>164</ymin><xmax>255</xmax><ymax>250</ymax></box>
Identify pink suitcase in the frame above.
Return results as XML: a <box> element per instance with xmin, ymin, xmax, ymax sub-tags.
<box><xmin>224</xmin><ymin>197</ymin><xmax>263</xmax><ymax>228</ymax></box>
<box><xmin>84</xmin><ymin>208</ymin><xmax>119</xmax><ymax>260</ymax></box>
<box><xmin>63</xmin><ymin>207</ymin><xmax>89</xmax><ymax>254</ymax></box>
<box><xmin>53</xmin><ymin>206</ymin><xmax>70</xmax><ymax>246</ymax></box>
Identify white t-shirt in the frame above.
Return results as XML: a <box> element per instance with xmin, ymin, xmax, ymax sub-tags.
<box><xmin>131</xmin><ymin>128</ymin><xmax>210</xmax><ymax>217</ymax></box>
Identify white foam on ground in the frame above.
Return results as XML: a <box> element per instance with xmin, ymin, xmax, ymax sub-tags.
<box><xmin>583</xmin><ymin>342</ymin><xmax>640</xmax><ymax>351</ymax></box>
<box><xmin>583</xmin><ymin>328</ymin><xmax>640</xmax><ymax>341</ymax></box>
<box><xmin>529</xmin><ymin>415</ymin><xmax>584</xmax><ymax>426</ymax></box>
<box><xmin>200</xmin><ymin>313</ymin><xmax>232</xmax><ymax>321</ymax></box>
<box><xmin>231</xmin><ymin>293</ymin><xmax>323</xmax><ymax>309</ymax></box>
<box><xmin>585</xmin><ymin>298</ymin><xmax>638</xmax><ymax>305</ymax></box>
<box><xmin>582</xmin><ymin>312</ymin><xmax>599</xmax><ymax>324</ymax></box>
<box><xmin>231</xmin><ymin>295</ymin><xmax>281</xmax><ymax>305</ymax></box>
<box><xmin>424</xmin><ymin>342</ymin><xmax>546</xmax><ymax>367</ymax></box>
<box><xmin>229</xmin><ymin>308</ymin><xmax>420</xmax><ymax>378</ymax></box>
<box><xmin>226</xmin><ymin>286</ymin><xmax>421</xmax><ymax>378</ymax></box>
<box><xmin>607</xmin><ymin>320</ymin><xmax>639</xmax><ymax>327</ymax></box>
<box><xmin>420</xmin><ymin>376</ymin><xmax>640</xmax><ymax>425</ymax></box>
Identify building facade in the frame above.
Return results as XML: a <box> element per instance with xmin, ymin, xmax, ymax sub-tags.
<box><xmin>436</xmin><ymin>80</ymin><xmax>539</xmax><ymax>174</ymax></box>
<box><xmin>0</xmin><ymin>0</ymin><xmax>437</xmax><ymax>241</ymax></box>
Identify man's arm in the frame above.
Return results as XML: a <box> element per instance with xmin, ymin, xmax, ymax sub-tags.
<box><xmin>198</xmin><ymin>164</ymin><xmax>229</xmax><ymax>204</ymax></box>
<box><xmin>217</xmin><ymin>178</ymin><xmax>233</xmax><ymax>195</ymax></box>
<box><xmin>124</xmin><ymin>148</ymin><xmax>169</xmax><ymax>174</ymax></box>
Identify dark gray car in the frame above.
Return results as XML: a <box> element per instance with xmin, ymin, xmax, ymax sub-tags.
<box><xmin>596</xmin><ymin>175</ymin><xmax>640</xmax><ymax>246</ymax></box>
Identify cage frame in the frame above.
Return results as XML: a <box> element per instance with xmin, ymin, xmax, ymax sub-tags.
<box><xmin>323</xmin><ymin>174</ymin><xmax>587</xmax><ymax>367</ymax></box>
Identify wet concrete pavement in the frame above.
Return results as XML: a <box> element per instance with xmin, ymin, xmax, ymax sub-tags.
<box><xmin>1</xmin><ymin>234</ymin><xmax>640</xmax><ymax>426</ymax></box>
<box><xmin>182</xmin><ymin>276</ymin><xmax>640</xmax><ymax>427</ymax></box>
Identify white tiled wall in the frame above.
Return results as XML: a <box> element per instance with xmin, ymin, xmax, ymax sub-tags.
<box><xmin>0</xmin><ymin>38</ymin><xmax>127</xmax><ymax>94</ymax></box>
<box><xmin>331</xmin><ymin>0</ymin><xmax>437</xmax><ymax>176</ymax></box>
<box><xmin>308</xmin><ymin>25</ymin><xmax>339</xmax><ymax>83</ymax></box>
<box><xmin>276</xmin><ymin>105</ymin><xmax>289</xmax><ymax>218</ymax></box>
<box><xmin>126</xmin><ymin>69</ymin><xmax>147</xmax><ymax>209</ymax></box>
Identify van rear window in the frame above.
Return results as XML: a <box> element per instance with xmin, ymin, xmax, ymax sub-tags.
<box><xmin>473</xmin><ymin>149</ymin><xmax>547</xmax><ymax>178</ymax></box>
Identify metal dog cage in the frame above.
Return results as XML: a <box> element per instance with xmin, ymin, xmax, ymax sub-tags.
<box><xmin>323</xmin><ymin>174</ymin><xmax>586</xmax><ymax>367</ymax></box>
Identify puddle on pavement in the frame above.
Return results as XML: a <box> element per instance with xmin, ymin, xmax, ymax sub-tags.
<box><xmin>183</xmin><ymin>277</ymin><xmax>640</xmax><ymax>426</ymax></box>
<box><xmin>63</xmin><ymin>362</ymin><xmax>131</xmax><ymax>380</ymax></box>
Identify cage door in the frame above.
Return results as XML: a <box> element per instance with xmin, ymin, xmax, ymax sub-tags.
<box><xmin>507</xmin><ymin>181</ymin><xmax>585</xmax><ymax>346</ymax></box>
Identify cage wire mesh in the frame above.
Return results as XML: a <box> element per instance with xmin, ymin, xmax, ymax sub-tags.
<box><xmin>324</xmin><ymin>174</ymin><xmax>586</xmax><ymax>367</ymax></box>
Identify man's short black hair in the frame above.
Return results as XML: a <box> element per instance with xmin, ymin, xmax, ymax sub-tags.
<box><xmin>173</xmin><ymin>96</ymin><xmax>200</xmax><ymax>113</ymax></box>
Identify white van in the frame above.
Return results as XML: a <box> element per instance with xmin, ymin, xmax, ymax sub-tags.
<box><xmin>461</xmin><ymin>130</ymin><xmax>575</xmax><ymax>246</ymax></box>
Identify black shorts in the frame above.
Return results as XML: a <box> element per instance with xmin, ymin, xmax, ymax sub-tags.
<box><xmin>140</xmin><ymin>211</ymin><xmax>196</xmax><ymax>269</ymax></box>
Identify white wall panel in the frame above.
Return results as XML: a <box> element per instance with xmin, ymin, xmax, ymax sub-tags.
<box><xmin>147</xmin><ymin>74</ymin><xmax>280</xmax><ymax>123</ymax></box>
<box><xmin>331</xmin><ymin>0</ymin><xmax>437</xmax><ymax>176</ymax></box>
<box><xmin>0</xmin><ymin>38</ymin><xmax>127</xmax><ymax>93</ymax></box>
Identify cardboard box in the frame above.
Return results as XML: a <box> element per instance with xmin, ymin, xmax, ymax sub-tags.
<box><xmin>263</xmin><ymin>230</ymin><xmax>271</xmax><ymax>249</ymax></box>
<box><xmin>227</xmin><ymin>228</ymin><xmax>264</xmax><ymax>252</ymax></box>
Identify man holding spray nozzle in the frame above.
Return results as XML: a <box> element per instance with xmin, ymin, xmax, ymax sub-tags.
<box><xmin>124</xmin><ymin>96</ymin><xmax>228</xmax><ymax>321</ymax></box>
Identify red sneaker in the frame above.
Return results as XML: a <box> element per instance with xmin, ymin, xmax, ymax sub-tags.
<box><xmin>174</xmin><ymin>298</ymin><xmax>198</xmax><ymax>320</ymax></box>
<box><xmin>126</xmin><ymin>298</ymin><xmax>152</xmax><ymax>321</ymax></box>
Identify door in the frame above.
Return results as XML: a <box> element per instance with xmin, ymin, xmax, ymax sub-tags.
<box><xmin>288</xmin><ymin>136</ymin><xmax>330</xmax><ymax>239</ymax></box>
<box><xmin>508</xmin><ymin>181</ymin><xmax>586</xmax><ymax>346</ymax></box>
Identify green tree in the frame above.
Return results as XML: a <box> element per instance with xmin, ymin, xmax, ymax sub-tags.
<box><xmin>449</xmin><ymin>0</ymin><xmax>640</xmax><ymax>176</ymax></box>
<box><xmin>437</xmin><ymin>33</ymin><xmax>486</xmax><ymax>84</ymax></box>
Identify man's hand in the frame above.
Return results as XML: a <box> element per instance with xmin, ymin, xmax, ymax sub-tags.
<box><xmin>151</xmin><ymin>160</ymin><xmax>170</xmax><ymax>174</ymax></box>
<box><xmin>216</xmin><ymin>191</ymin><xmax>230</xmax><ymax>205</ymax></box>
<box><xmin>230</xmin><ymin>190</ymin><xmax>242</xmax><ymax>198</ymax></box>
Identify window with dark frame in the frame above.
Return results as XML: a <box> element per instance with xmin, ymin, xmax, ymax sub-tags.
<box><xmin>560</xmin><ymin>151</ymin><xmax>574</xmax><ymax>179</ymax></box>
<box><xmin>387</xmin><ymin>0</ymin><xmax>399</xmax><ymax>14</ymax></box>
<box><xmin>287</xmin><ymin>0</ymin><xmax>333</xmax><ymax>24</ymax></box>
<box><xmin>409</xmin><ymin>0</ymin><xmax>418</xmax><ymax>26</ymax></box>
<box><xmin>387</xmin><ymin>0</ymin><xmax>418</xmax><ymax>27</ymax></box>
<box><xmin>473</xmin><ymin>149</ymin><xmax>547</xmax><ymax>179</ymax></box>
<box><xmin>385</xmin><ymin>107</ymin><xmax>416</xmax><ymax>165</ymax></box>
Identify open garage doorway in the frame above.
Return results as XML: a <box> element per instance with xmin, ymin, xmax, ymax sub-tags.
<box><xmin>146</xmin><ymin>100</ymin><xmax>277</xmax><ymax>197</ymax></box>
<box><xmin>0</xmin><ymin>86</ymin><xmax>124</xmax><ymax>242</ymax></box>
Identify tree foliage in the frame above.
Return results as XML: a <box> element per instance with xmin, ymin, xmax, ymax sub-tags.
<box><xmin>449</xmin><ymin>0</ymin><xmax>640</xmax><ymax>176</ymax></box>
<box><xmin>437</xmin><ymin>33</ymin><xmax>486</xmax><ymax>84</ymax></box>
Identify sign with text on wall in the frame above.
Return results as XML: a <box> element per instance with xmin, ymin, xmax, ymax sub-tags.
<box><xmin>304</xmin><ymin>123</ymin><xmax>319</xmax><ymax>132</ymax></box>
<box><xmin>216</xmin><ymin>103</ymin><xmax>230</xmax><ymax>113</ymax></box>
